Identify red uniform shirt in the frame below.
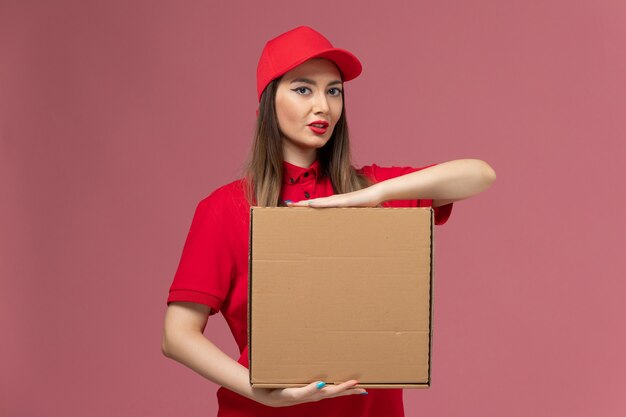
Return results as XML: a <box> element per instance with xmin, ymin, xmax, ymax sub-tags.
<box><xmin>167</xmin><ymin>159</ymin><xmax>453</xmax><ymax>417</ymax></box>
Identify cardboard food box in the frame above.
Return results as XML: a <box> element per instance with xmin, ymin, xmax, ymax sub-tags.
<box><xmin>248</xmin><ymin>207</ymin><xmax>434</xmax><ymax>389</ymax></box>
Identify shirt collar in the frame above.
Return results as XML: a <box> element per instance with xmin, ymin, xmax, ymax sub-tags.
<box><xmin>283</xmin><ymin>159</ymin><xmax>321</xmax><ymax>185</ymax></box>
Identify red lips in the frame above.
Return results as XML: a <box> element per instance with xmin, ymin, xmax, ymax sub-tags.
<box><xmin>308</xmin><ymin>120</ymin><xmax>329</xmax><ymax>128</ymax></box>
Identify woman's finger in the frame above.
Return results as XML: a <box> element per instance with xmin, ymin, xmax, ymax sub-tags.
<box><xmin>319</xmin><ymin>380</ymin><xmax>360</xmax><ymax>396</ymax></box>
<box><xmin>329</xmin><ymin>387</ymin><xmax>368</xmax><ymax>398</ymax></box>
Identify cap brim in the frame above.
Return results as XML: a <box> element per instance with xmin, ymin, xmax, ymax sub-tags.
<box><xmin>278</xmin><ymin>48</ymin><xmax>362</xmax><ymax>83</ymax></box>
<box><xmin>309</xmin><ymin>48</ymin><xmax>362</xmax><ymax>81</ymax></box>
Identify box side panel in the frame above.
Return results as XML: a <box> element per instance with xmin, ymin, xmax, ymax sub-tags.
<box><xmin>428</xmin><ymin>207</ymin><xmax>434</xmax><ymax>387</ymax></box>
<box><xmin>247</xmin><ymin>206</ymin><xmax>254</xmax><ymax>385</ymax></box>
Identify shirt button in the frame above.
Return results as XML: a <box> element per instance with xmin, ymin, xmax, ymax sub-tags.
<box><xmin>304</xmin><ymin>191</ymin><xmax>310</xmax><ymax>198</ymax></box>
<box><xmin>289</xmin><ymin>178</ymin><xmax>295</xmax><ymax>184</ymax></box>
<box><xmin>303</xmin><ymin>172</ymin><xmax>309</xmax><ymax>178</ymax></box>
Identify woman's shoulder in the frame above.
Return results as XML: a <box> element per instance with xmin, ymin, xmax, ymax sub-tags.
<box><xmin>196</xmin><ymin>179</ymin><xmax>249</xmax><ymax>217</ymax></box>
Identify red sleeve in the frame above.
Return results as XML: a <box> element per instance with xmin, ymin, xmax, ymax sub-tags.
<box><xmin>357</xmin><ymin>163</ymin><xmax>453</xmax><ymax>226</ymax></box>
<box><xmin>166</xmin><ymin>197</ymin><xmax>234</xmax><ymax>315</ymax></box>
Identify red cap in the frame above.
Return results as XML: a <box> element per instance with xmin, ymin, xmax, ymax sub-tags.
<box><xmin>256</xmin><ymin>26</ymin><xmax>362</xmax><ymax>102</ymax></box>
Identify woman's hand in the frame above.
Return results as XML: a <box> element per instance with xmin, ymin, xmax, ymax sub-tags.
<box><xmin>285</xmin><ymin>185</ymin><xmax>383</xmax><ymax>208</ymax></box>
<box><xmin>251</xmin><ymin>380</ymin><xmax>367</xmax><ymax>408</ymax></box>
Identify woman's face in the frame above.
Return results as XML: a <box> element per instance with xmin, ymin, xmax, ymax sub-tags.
<box><xmin>275</xmin><ymin>58</ymin><xmax>343</xmax><ymax>159</ymax></box>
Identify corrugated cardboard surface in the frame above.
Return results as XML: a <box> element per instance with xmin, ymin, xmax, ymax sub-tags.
<box><xmin>248</xmin><ymin>207</ymin><xmax>434</xmax><ymax>388</ymax></box>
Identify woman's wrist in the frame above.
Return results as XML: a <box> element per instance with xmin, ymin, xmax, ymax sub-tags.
<box><xmin>231</xmin><ymin>364</ymin><xmax>261</xmax><ymax>403</ymax></box>
<box><xmin>235</xmin><ymin>366</ymin><xmax>279</xmax><ymax>407</ymax></box>
<box><xmin>369</xmin><ymin>182</ymin><xmax>388</xmax><ymax>205</ymax></box>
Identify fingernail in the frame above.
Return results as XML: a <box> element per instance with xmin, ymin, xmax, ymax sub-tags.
<box><xmin>284</xmin><ymin>200</ymin><xmax>292</xmax><ymax>204</ymax></box>
<box><xmin>360</xmin><ymin>391</ymin><xmax>368</xmax><ymax>395</ymax></box>
<box><xmin>316</xmin><ymin>381</ymin><xmax>326</xmax><ymax>389</ymax></box>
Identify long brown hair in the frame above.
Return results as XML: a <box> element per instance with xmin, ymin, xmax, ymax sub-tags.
<box><xmin>241</xmin><ymin>75</ymin><xmax>373</xmax><ymax>207</ymax></box>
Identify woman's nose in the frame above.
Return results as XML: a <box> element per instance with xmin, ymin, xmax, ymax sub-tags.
<box><xmin>312</xmin><ymin>91</ymin><xmax>330</xmax><ymax>114</ymax></box>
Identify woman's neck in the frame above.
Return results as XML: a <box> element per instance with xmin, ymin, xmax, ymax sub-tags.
<box><xmin>282</xmin><ymin>146</ymin><xmax>317</xmax><ymax>168</ymax></box>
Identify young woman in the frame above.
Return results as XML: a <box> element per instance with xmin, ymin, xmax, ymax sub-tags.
<box><xmin>162</xmin><ymin>26</ymin><xmax>495</xmax><ymax>416</ymax></box>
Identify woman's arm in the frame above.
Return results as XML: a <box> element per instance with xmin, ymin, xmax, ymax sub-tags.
<box><xmin>162</xmin><ymin>302</ymin><xmax>253</xmax><ymax>396</ymax></box>
<box><xmin>286</xmin><ymin>158</ymin><xmax>496</xmax><ymax>208</ymax></box>
<box><xmin>161</xmin><ymin>302</ymin><xmax>366</xmax><ymax>407</ymax></box>
<box><xmin>375</xmin><ymin>158</ymin><xmax>496</xmax><ymax>206</ymax></box>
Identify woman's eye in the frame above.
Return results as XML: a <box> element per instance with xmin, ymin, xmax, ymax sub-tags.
<box><xmin>292</xmin><ymin>87</ymin><xmax>311</xmax><ymax>94</ymax></box>
<box><xmin>328</xmin><ymin>88</ymin><xmax>342</xmax><ymax>96</ymax></box>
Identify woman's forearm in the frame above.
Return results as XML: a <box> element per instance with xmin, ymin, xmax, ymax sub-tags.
<box><xmin>162</xmin><ymin>330</ymin><xmax>256</xmax><ymax>401</ymax></box>
<box><xmin>373</xmin><ymin>158</ymin><xmax>496</xmax><ymax>203</ymax></box>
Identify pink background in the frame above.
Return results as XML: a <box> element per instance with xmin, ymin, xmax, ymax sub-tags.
<box><xmin>2</xmin><ymin>1</ymin><xmax>625</xmax><ymax>416</ymax></box>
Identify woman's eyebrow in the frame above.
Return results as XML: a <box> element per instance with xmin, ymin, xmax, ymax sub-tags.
<box><xmin>289</xmin><ymin>78</ymin><xmax>343</xmax><ymax>86</ymax></box>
